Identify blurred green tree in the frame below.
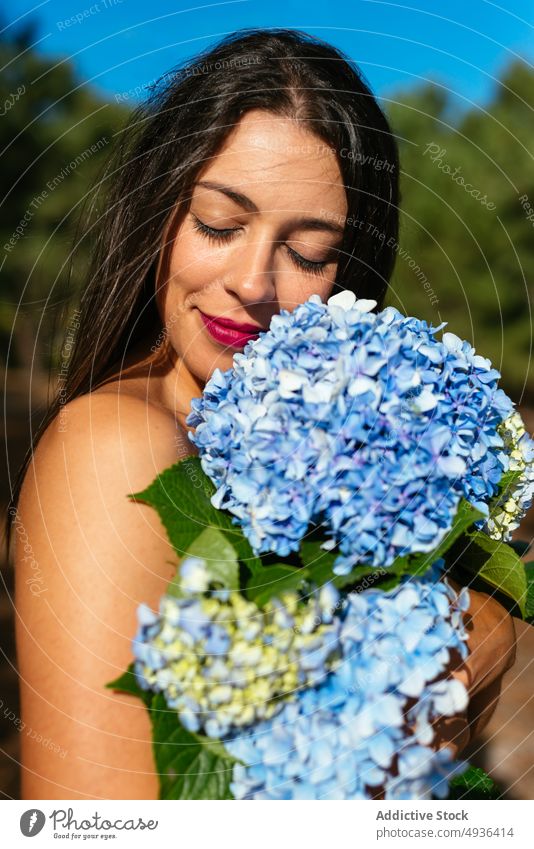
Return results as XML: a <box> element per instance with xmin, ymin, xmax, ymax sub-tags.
<box><xmin>0</xmin><ymin>17</ymin><xmax>127</xmax><ymax>375</ymax></box>
<box><xmin>385</xmin><ymin>59</ymin><xmax>534</xmax><ymax>402</ymax></box>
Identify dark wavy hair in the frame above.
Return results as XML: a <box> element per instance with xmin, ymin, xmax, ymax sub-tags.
<box><xmin>5</xmin><ymin>26</ymin><xmax>400</xmax><ymax>549</ymax></box>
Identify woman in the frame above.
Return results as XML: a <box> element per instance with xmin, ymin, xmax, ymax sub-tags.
<box><xmin>7</xmin><ymin>27</ymin><xmax>516</xmax><ymax>800</ymax></box>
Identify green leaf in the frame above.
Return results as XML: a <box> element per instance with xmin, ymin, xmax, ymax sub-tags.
<box><xmin>303</xmin><ymin>499</ymin><xmax>485</xmax><ymax>593</ymax></box>
<box><xmin>397</xmin><ymin>499</ymin><xmax>486</xmax><ymax>579</ymax></box>
<box><xmin>246</xmin><ymin>562</ymin><xmax>307</xmax><ymax>606</ymax></box>
<box><xmin>167</xmin><ymin>527</ymin><xmax>240</xmax><ymax>598</ymax></box>
<box><xmin>448</xmin><ymin>766</ymin><xmax>501</xmax><ymax>800</ymax></box>
<box><xmin>497</xmin><ymin>468</ymin><xmax>524</xmax><ymax>496</ymax></box>
<box><xmin>299</xmin><ymin>538</ymin><xmax>337</xmax><ymax>575</ymax></box>
<box><xmin>370</xmin><ymin>577</ymin><xmax>400</xmax><ymax>592</ymax></box>
<box><xmin>524</xmin><ymin>561</ymin><xmax>534</xmax><ymax>624</ymax></box>
<box><xmin>187</xmin><ymin>528</ymin><xmax>239</xmax><ymax>589</ymax></box>
<box><xmin>299</xmin><ymin>539</ymin><xmax>376</xmax><ymax>589</ymax></box>
<box><xmin>106</xmin><ymin>663</ymin><xmax>152</xmax><ymax>708</ymax></box>
<box><xmin>450</xmin><ymin>532</ymin><xmax>527</xmax><ymax>617</ymax></box>
<box><xmin>470</xmin><ymin>534</ymin><xmax>527</xmax><ymax>617</ymax></box>
<box><xmin>149</xmin><ymin>694</ymin><xmax>238</xmax><ymax>799</ymax></box>
<box><xmin>107</xmin><ymin>667</ymin><xmax>238</xmax><ymax>797</ymax></box>
<box><xmin>129</xmin><ymin>456</ymin><xmax>262</xmax><ymax>575</ymax></box>
<box><xmin>435</xmin><ymin>499</ymin><xmax>486</xmax><ymax>555</ymax></box>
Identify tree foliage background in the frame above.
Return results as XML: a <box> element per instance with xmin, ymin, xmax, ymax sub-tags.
<box><xmin>1</xmin><ymin>20</ymin><xmax>532</xmax><ymax>401</ymax></box>
<box><xmin>0</xmin><ymin>19</ymin><xmax>126</xmax><ymax>376</ymax></box>
<box><xmin>386</xmin><ymin>61</ymin><xmax>533</xmax><ymax>401</ymax></box>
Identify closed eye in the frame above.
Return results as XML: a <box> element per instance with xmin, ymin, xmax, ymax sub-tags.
<box><xmin>192</xmin><ymin>215</ymin><xmax>239</xmax><ymax>241</ymax></box>
<box><xmin>191</xmin><ymin>214</ymin><xmax>332</xmax><ymax>276</ymax></box>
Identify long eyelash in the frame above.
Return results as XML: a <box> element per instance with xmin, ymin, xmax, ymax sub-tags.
<box><xmin>192</xmin><ymin>214</ymin><xmax>329</xmax><ymax>275</ymax></box>
<box><xmin>192</xmin><ymin>215</ymin><xmax>238</xmax><ymax>242</ymax></box>
<box><xmin>285</xmin><ymin>245</ymin><xmax>328</xmax><ymax>276</ymax></box>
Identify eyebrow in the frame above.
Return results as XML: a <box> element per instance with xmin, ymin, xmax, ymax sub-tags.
<box><xmin>195</xmin><ymin>180</ymin><xmax>345</xmax><ymax>236</ymax></box>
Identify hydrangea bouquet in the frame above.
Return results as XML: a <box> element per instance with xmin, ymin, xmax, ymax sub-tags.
<box><xmin>108</xmin><ymin>290</ymin><xmax>534</xmax><ymax>800</ymax></box>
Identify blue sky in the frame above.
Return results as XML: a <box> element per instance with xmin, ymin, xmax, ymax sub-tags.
<box><xmin>5</xmin><ymin>0</ymin><xmax>534</xmax><ymax>113</ymax></box>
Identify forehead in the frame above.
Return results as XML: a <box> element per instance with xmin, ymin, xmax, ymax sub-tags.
<box><xmin>195</xmin><ymin>109</ymin><xmax>347</xmax><ymax>214</ymax></box>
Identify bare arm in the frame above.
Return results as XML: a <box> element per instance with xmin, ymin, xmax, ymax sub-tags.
<box><xmin>14</xmin><ymin>394</ymin><xmax>192</xmax><ymax>799</ymax></box>
<box><xmin>433</xmin><ymin>577</ymin><xmax>517</xmax><ymax>758</ymax></box>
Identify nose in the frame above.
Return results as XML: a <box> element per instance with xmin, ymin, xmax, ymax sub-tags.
<box><xmin>223</xmin><ymin>233</ymin><xmax>276</xmax><ymax>306</ymax></box>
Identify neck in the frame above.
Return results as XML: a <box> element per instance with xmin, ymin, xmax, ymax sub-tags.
<box><xmin>157</xmin><ymin>344</ymin><xmax>206</xmax><ymax>434</ymax></box>
<box><xmin>96</xmin><ymin>336</ymin><xmax>205</xmax><ymax>435</ymax></box>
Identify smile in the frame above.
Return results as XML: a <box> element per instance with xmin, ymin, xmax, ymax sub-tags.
<box><xmin>199</xmin><ymin>310</ymin><xmax>263</xmax><ymax>349</ymax></box>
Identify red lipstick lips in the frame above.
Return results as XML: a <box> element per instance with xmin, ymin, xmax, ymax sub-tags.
<box><xmin>199</xmin><ymin>311</ymin><xmax>264</xmax><ymax>349</ymax></box>
<box><xmin>210</xmin><ymin>315</ymin><xmax>262</xmax><ymax>332</ymax></box>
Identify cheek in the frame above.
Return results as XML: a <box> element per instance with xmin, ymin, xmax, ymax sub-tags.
<box><xmin>167</xmin><ymin>231</ymin><xmax>228</xmax><ymax>296</ymax></box>
<box><xmin>277</xmin><ymin>276</ymin><xmax>336</xmax><ymax>311</ymax></box>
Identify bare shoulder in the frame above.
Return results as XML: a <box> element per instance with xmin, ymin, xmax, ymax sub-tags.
<box><xmin>36</xmin><ymin>390</ymin><xmax>193</xmax><ymax>474</ymax></box>
<box><xmin>18</xmin><ymin>390</ymin><xmax>194</xmax><ymax>566</ymax></box>
<box><xmin>14</xmin><ymin>392</ymin><xmax>195</xmax><ymax>799</ymax></box>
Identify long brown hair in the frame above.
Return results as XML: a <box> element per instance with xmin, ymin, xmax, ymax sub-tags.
<box><xmin>5</xmin><ymin>26</ymin><xmax>400</xmax><ymax>549</ymax></box>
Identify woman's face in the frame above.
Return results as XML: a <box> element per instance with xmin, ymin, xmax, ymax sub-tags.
<box><xmin>155</xmin><ymin>109</ymin><xmax>348</xmax><ymax>386</ymax></box>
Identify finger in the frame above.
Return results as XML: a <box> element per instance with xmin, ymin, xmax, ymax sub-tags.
<box><xmin>431</xmin><ymin>712</ymin><xmax>471</xmax><ymax>759</ymax></box>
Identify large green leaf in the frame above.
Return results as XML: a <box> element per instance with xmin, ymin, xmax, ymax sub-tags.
<box><xmin>248</xmin><ymin>500</ymin><xmax>488</xmax><ymax>604</ymax></box>
<box><xmin>300</xmin><ymin>539</ymin><xmax>378</xmax><ymax>589</ymax></box>
<box><xmin>246</xmin><ymin>562</ymin><xmax>308</xmax><ymax>606</ymax></box>
<box><xmin>524</xmin><ymin>561</ymin><xmax>534</xmax><ymax>624</ymax></box>
<box><xmin>496</xmin><ymin>468</ymin><xmax>524</xmax><ymax>497</ymax></box>
<box><xmin>107</xmin><ymin>666</ymin><xmax>505</xmax><ymax>799</ymax></box>
<box><xmin>247</xmin><ymin>547</ymin><xmax>397</xmax><ymax>605</ymax></box>
<box><xmin>128</xmin><ymin>456</ymin><xmax>262</xmax><ymax>575</ymax></box>
<box><xmin>308</xmin><ymin>500</ymin><xmax>485</xmax><ymax>592</ymax></box>
<box><xmin>299</xmin><ymin>538</ymin><xmax>337</xmax><ymax>574</ymax></box>
<box><xmin>167</xmin><ymin>527</ymin><xmax>240</xmax><ymax>598</ymax></box>
<box><xmin>106</xmin><ymin>663</ymin><xmax>152</xmax><ymax>708</ymax></box>
<box><xmin>449</xmin><ymin>532</ymin><xmax>527</xmax><ymax>616</ymax></box>
<box><xmin>107</xmin><ymin>665</ymin><xmax>238</xmax><ymax>799</ymax></box>
<box><xmin>429</xmin><ymin>499</ymin><xmax>486</xmax><ymax>557</ymax></box>
<box><xmin>149</xmin><ymin>694</ymin><xmax>238</xmax><ymax>800</ymax></box>
<box><xmin>395</xmin><ymin>499</ymin><xmax>486</xmax><ymax>579</ymax></box>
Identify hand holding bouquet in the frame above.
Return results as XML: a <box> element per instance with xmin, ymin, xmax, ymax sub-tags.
<box><xmin>109</xmin><ymin>290</ymin><xmax>534</xmax><ymax>800</ymax></box>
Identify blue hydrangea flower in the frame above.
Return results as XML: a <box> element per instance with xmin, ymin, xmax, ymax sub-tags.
<box><xmin>187</xmin><ymin>290</ymin><xmax>515</xmax><ymax>574</ymax></box>
<box><xmin>132</xmin><ymin>557</ymin><xmax>342</xmax><ymax>738</ymax></box>
<box><xmin>225</xmin><ymin>559</ymin><xmax>471</xmax><ymax>800</ymax></box>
